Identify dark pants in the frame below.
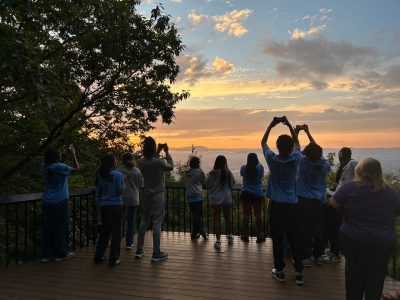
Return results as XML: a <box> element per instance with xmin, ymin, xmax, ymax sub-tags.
<box><xmin>269</xmin><ymin>200</ymin><xmax>304</xmax><ymax>272</ymax></box>
<box><xmin>212</xmin><ymin>205</ymin><xmax>232</xmax><ymax>240</ymax></box>
<box><xmin>298</xmin><ymin>196</ymin><xmax>324</xmax><ymax>259</ymax></box>
<box><xmin>95</xmin><ymin>205</ymin><xmax>122</xmax><ymax>263</ymax></box>
<box><xmin>241</xmin><ymin>191</ymin><xmax>263</xmax><ymax>236</ymax></box>
<box><xmin>323</xmin><ymin>204</ymin><xmax>342</xmax><ymax>255</ymax></box>
<box><xmin>42</xmin><ymin>199</ymin><xmax>69</xmax><ymax>258</ymax></box>
<box><xmin>341</xmin><ymin>235</ymin><xmax>392</xmax><ymax>300</ymax></box>
<box><xmin>125</xmin><ymin>206</ymin><xmax>137</xmax><ymax>247</ymax></box>
<box><xmin>188</xmin><ymin>201</ymin><xmax>205</xmax><ymax>237</ymax></box>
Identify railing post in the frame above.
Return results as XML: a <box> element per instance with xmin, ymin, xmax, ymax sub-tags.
<box><xmin>15</xmin><ymin>203</ymin><xmax>19</xmax><ymax>264</ymax></box>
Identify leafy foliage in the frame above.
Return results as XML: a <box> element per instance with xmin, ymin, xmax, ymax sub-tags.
<box><xmin>0</xmin><ymin>0</ymin><xmax>189</xmax><ymax>191</ymax></box>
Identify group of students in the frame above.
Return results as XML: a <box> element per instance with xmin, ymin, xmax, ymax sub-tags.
<box><xmin>41</xmin><ymin>117</ymin><xmax>400</xmax><ymax>300</ymax></box>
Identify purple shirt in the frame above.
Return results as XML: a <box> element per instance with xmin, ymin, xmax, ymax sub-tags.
<box><xmin>334</xmin><ymin>181</ymin><xmax>400</xmax><ymax>246</ymax></box>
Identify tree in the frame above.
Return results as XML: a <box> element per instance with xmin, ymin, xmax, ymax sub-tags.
<box><xmin>0</xmin><ymin>0</ymin><xmax>189</xmax><ymax>184</ymax></box>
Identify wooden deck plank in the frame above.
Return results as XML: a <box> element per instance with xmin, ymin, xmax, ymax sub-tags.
<box><xmin>0</xmin><ymin>232</ymin><xmax>398</xmax><ymax>299</ymax></box>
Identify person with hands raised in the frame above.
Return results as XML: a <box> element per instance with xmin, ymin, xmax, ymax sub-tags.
<box><xmin>296</xmin><ymin>125</ymin><xmax>331</xmax><ymax>267</ymax></box>
<box><xmin>261</xmin><ymin>116</ymin><xmax>304</xmax><ymax>286</ymax></box>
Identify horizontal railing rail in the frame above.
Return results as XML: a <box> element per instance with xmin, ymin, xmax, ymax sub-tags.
<box><xmin>0</xmin><ymin>184</ymin><xmax>398</xmax><ymax>280</ymax></box>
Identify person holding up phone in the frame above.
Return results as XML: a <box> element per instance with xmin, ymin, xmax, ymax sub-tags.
<box><xmin>261</xmin><ymin>116</ymin><xmax>304</xmax><ymax>285</ymax></box>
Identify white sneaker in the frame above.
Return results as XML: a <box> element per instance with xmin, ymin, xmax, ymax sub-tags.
<box><xmin>227</xmin><ymin>234</ymin><xmax>234</xmax><ymax>245</ymax></box>
<box><xmin>214</xmin><ymin>240</ymin><xmax>221</xmax><ymax>250</ymax></box>
<box><xmin>55</xmin><ymin>252</ymin><xmax>75</xmax><ymax>262</ymax></box>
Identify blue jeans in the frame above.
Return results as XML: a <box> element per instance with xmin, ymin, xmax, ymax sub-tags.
<box><xmin>125</xmin><ymin>206</ymin><xmax>137</xmax><ymax>247</ymax></box>
<box><xmin>42</xmin><ymin>199</ymin><xmax>69</xmax><ymax>258</ymax></box>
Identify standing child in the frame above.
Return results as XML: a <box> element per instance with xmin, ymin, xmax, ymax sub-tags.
<box><xmin>118</xmin><ymin>152</ymin><xmax>144</xmax><ymax>250</ymax></box>
<box><xmin>296</xmin><ymin>125</ymin><xmax>331</xmax><ymax>266</ymax></box>
<box><xmin>205</xmin><ymin>155</ymin><xmax>235</xmax><ymax>250</ymax></box>
<box><xmin>135</xmin><ymin>137</ymin><xmax>173</xmax><ymax>262</ymax></box>
<box><xmin>94</xmin><ymin>154</ymin><xmax>125</xmax><ymax>267</ymax></box>
<box><xmin>41</xmin><ymin>145</ymin><xmax>79</xmax><ymax>262</ymax></box>
<box><xmin>261</xmin><ymin>116</ymin><xmax>304</xmax><ymax>285</ymax></box>
<box><xmin>185</xmin><ymin>156</ymin><xmax>208</xmax><ymax>240</ymax></box>
<box><xmin>240</xmin><ymin>153</ymin><xmax>265</xmax><ymax>243</ymax></box>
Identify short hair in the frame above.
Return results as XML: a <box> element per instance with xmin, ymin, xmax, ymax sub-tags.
<box><xmin>142</xmin><ymin>137</ymin><xmax>156</xmax><ymax>159</ymax></box>
<box><xmin>189</xmin><ymin>156</ymin><xmax>200</xmax><ymax>169</ymax></box>
<box><xmin>122</xmin><ymin>152</ymin><xmax>135</xmax><ymax>167</ymax></box>
<box><xmin>303</xmin><ymin>143</ymin><xmax>323</xmax><ymax>162</ymax></box>
<box><xmin>339</xmin><ymin>147</ymin><xmax>352</xmax><ymax>160</ymax></box>
<box><xmin>355</xmin><ymin>157</ymin><xmax>386</xmax><ymax>191</ymax></box>
<box><xmin>276</xmin><ymin>134</ymin><xmax>294</xmax><ymax>158</ymax></box>
<box><xmin>44</xmin><ymin>148</ymin><xmax>60</xmax><ymax>165</ymax></box>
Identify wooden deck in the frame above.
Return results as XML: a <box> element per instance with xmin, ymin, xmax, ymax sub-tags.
<box><xmin>1</xmin><ymin>232</ymin><xmax>400</xmax><ymax>300</ymax></box>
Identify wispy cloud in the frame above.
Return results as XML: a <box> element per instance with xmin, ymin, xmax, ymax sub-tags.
<box><xmin>290</xmin><ymin>8</ymin><xmax>333</xmax><ymax>39</ymax></box>
<box><xmin>187</xmin><ymin>11</ymin><xmax>209</xmax><ymax>24</ymax></box>
<box><xmin>171</xmin><ymin>0</ymin><xmax>183</xmax><ymax>2</ymax></box>
<box><xmin>212</xmin><ymin>9</ymin><xmax>253</xmax><ymax>37</ymax></box>
<box><xmin>289</xmin><ymin>24</ymin><xmax>327</xmax><ymax>39</ymax></box>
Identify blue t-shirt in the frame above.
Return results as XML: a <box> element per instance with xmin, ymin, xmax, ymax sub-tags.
<box><xmin>334</xmin><ymin>181</ymin><xmax>400</xmax><ymax>246</ymax></box>
<box><xmin>297</xmin><ymin>157</ymin><xmax>331</xmax><ymax>202</ymax></box>
<box><xmin>263</xmin><ymin>145</ymin><xmax>301</xmax><ymax>204</ymax></box>
<box><xmin>240</xmin><ymin>164</ymin><xmax>264</xmax><ymax>197</ymax></box>
<box><xmin>42</xmin><ymin>163</ymin><xmax>72</xmax><ymax>204</ymax></box>
<box><xmin>95</xmin><ymin>170</ymin><xmax>126</xmax><ymax>206</ymax></box>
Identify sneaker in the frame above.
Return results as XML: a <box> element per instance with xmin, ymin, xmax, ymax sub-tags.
<box><xmin>135</xmin><ymin>249</ymin><xmax>145</xmax><ymax>258</ymax></box>
<box><xmin>191</xmin><ymin>233</ymin><xmax>200</xmax><ymax>240</ymax></box>
<box><xmin>126</xmin><ymin>244</ymin><xmax>133</xmax><ymax>250</ymax></box>
<box><xmin>93</xmin><ymin>256</ymin><xmax>105</xmax><ymax>264</ymax></box>
<box><xmin>271</xmin><ymin>269</ymin><xmax>285</xmax><ymax>283</ymax></box>
<box><xmin>55</xmin><ymin>252</ymin><xmax>75</xmax><ymax>262</ymax></box>
<box><xmin>240</xmin><ymin>235</ymin><xmax>249</xmax><ymax>242</ymax></box>
<box><xmin>314</xmin><ymin>256</ymin><xmax>324</xmax><ymax>265</ymax></box>
<box><xmin>201</xmin><ymin>231</ymin><xmax>209</xmax><ymax>239</ymax></box>
<box><xmin>109</xmin><ymin>259</ymin><xmax>121</xmax><ymax>267</ymax></box>
<box><xmin>256</xmin><ymin>235</ymin><xmax>266</xmax><ymax>243</ymax></box>
<box><xmin>303</xmin><ymin>258</ymin><xmax>313</xmax><ymax>267</ymax></box>
<box><xmin>295</xmin><ymin>272</ymin><xmax>304</xmax><ymax>286</ymax></box>
<box><xmin>151</xmin><ymin>251</ymin><xmax>168</xmax><ymax>262</ymax></box>
<box><xmin>227</xmin><ymin>234</ymin><xmax>234</xmax><ymax>244</ymax></box>
<box><xmin>322</xmin><ymin>254</ymin><xmax>341</xmax><ymax>263</ymax></box>
<box><xmin>214</xmin><ymin>240</ymin><xmax>221</xmax><ymax>250</ymax></box>
<box><xmin>40</xmin><ymin>258</ymin><xmax>51</xmax><ymax>263</ymax></box>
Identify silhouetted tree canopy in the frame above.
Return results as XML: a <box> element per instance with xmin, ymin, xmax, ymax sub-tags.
<box><xmin>0</xmin><ymin>0</ymin><xmax>189</xmax><ymax>186</ymax></box>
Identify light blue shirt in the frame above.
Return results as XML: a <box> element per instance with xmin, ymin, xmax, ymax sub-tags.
<box><xmin>95</xmin><ymin>170</ymin><xmax>126</xmax><ymax>206</ymax></box>
<box><xmin>263</xmin><ymin>145</ymin><xmax>301</xmax><ymax>204</ymax></box>
<box><xmin>297</xmin><ymin>157</ymin><xmax>331</xmax><ymax>202</ymax></box>
<box><xmin>240</xmin><ymin>164</ymin><xmax>264</xmax><ymax>197</ymax></box>
<box><xmin>42</xmin><ymin>163</ymin><xmax>72</xmax><ymax>204</ymax></box>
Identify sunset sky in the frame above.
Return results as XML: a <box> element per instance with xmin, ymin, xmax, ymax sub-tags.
<box><xmin>139</xmin><ymin>0</ymin><xmax>400</xmax><ymax>149</ymax></box>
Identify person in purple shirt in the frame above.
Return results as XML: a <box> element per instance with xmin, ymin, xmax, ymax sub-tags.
<box><xmin>41</xmin><ymin>145</ymin><xmax>79</xmax><ymax>263</ymax></box>
<box><xmin>94</xmin><ymin>154</ymin><xmax>126</xmax><ymax>267</ymax></box>
<box><xmin>261</xmin><ymin>116</ymin><xmax>304</xmax><ymax>286</ymax></box>
<box><xmin>296</xmin><ymin>125</ymin><xmax>331</xmax><ymax>267</ymax></box>
<box><xmin>330</xmin><ymin>157</ymin><xmax>400</xmax><ymax>300</ymax></box>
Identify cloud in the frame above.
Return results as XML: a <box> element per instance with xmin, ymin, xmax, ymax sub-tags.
<box><xmin>263</xmin><ymin>37</ymin><xmax>377</xmax><ymax>77</ymax></box>
<box><xmin>212</xmin><ymin>9</ymin><xmax>252</xmax><ymax>37</ymax></box>
<box><xmin>187</xmin><ymin>12</ymin><xmax>209</xmax><ymax>24</ymax></box>
<box><xmin>289</xmin><ymin>24</ymin><xmax>327</xmax><ymax>39</ymax></box>
<box><xmin>171</xmin><ymin>0</ymin><xmax>183</xmax><ymax>2</ymax></box>
<box><xmin>176</xmin><ymin>55</ymin><xmax>235</xmax><ymax>85</ymax></box>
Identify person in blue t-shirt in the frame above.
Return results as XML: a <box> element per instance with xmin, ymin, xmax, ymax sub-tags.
<box><xmin>41</xmin><ymin>145</ymin><xmax>79</xmax><ymax>263</ymax></box>
<box><xmin>94</xmin><ymin>154</ymin><xmax>126</xmax><ymax>267</ymax></box>
<box><xmin>240</xmin><ymin>153</ymin><xmax>265</xmax><ymax>243</ymax></box>
<box><xmin>261</xmin><ymin>116</ymin><xmax>304</xmax><ymax>286</ymax></box>
<box><xmin>296</xmin><ymin>125</ymin><xmax>331</xmax><ymax>266</ymax></box>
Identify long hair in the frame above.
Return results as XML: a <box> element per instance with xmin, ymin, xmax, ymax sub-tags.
<box><xmin>246</xmin><ymin>153</ymin><xmax>259</xmax><ymax>181</ymax></box>
<box><xmin>213</xmin><ymin>155</ymin><xmax>228</xmax><ymax>184</ymax></box>
<box><xmin>142</xmin><ymin>136</ymin><xmax>156</xmax><ymax>159</ymax></box>
<box><xmin>99</xmin><ymin>154</ymin><xmax>116</xmax><ymax>180</ymax></box>
<box><xmin>354</xmin><ymin>157</ymin><xmax>387</xmax><ymax>192</ymax></box>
